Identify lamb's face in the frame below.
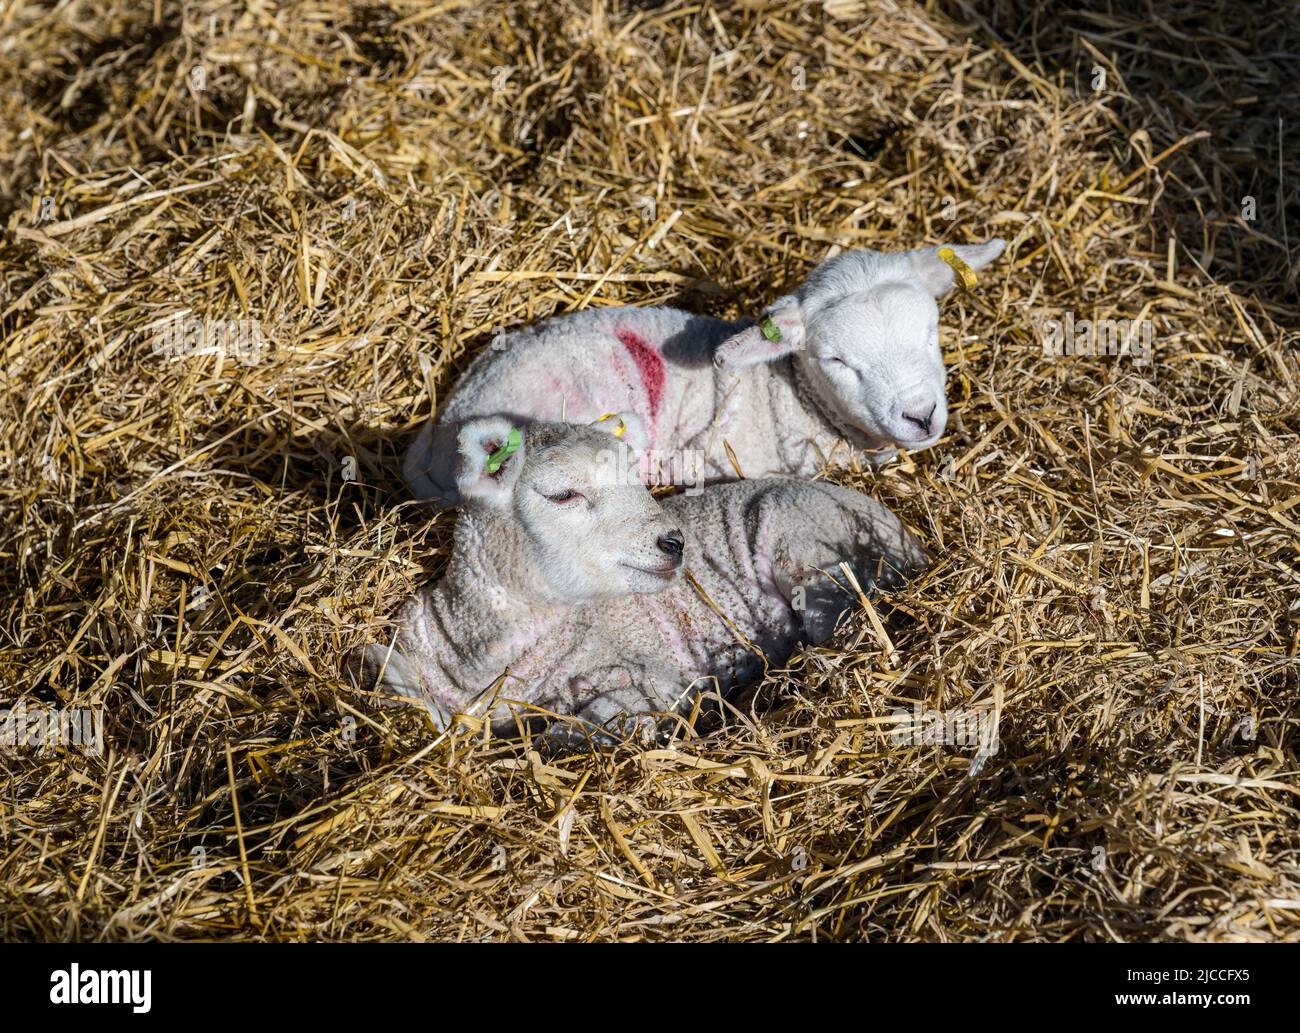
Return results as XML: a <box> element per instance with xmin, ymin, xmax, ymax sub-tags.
<box><xmin>455</xmin><ymin>416</ymin><xmax>685</xmax><ymax>602</ymax></box>
<box><xmin>514</xmin><ymin>436</ymin><xmax>685</xmax><ymax>599</ymax></box>
<box><xmin>712</xmin><ymin>240</ymin><xmax>1006</xmax><ymax>456</ymax></box>
<box><xmin>797</xmin><ymin>283</ymin><xmax>947</xmax><ymax>450</ymax></box>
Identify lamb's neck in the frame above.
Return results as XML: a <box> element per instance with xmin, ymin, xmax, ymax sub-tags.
<box><xmin>422</xmin><ymin>510</ymin><xmax>565</xmax><ymax>681</ymax></box>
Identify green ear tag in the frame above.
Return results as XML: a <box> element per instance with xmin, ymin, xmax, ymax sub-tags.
<box><xmin>760</xmin><ymin>314</ymin><xmax>782</xmax><ymax>342</ymax></box>
<box><xmin>484</xmin><ymin>427</ymin><xmax>521</xmax><ymax>474</ymax></box>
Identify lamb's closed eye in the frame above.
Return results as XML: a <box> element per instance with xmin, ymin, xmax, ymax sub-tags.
<box><xmin>545</xmin><ymin>489</ymin><xmax>583</xmax><ymax>504</ymax></box>
<box><xmin>819</xmin><ymin>356</ymin><xmax>859</xmax><ymax>377</ymax></box>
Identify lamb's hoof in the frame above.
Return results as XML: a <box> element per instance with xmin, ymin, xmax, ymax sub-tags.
<box><xmin>534</xmin><ymin>722</ymin><xmax>596</xmax><ymax>755</ymax></box>
<box><xmin>534</xmin><ymin>714</ymin><xmax>659</xmax><ymax>754</ymax></box>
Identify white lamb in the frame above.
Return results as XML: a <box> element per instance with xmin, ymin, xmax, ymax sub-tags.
<box><xmin>404</xmin><ymin>240</ymin><xmax>1005</xmax><ymax>504</ymax></box>
<box><xmin>359</xmin><ymin>415</ymin><xmax>926</xmax><ymax>742</ymax></box>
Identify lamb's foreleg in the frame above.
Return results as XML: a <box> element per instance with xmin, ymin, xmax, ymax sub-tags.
<box><xmin>349</xmin><ymin>594</ymin><xmax>457</xmax><ymax>730</ymax></box>
<box><xmin>356</xmin><ymin>641</ymin><xmax>454</xmax><ymax>730</ymax></box>
<box><xmin>539</xmin><ymin>662</ymin><xmax>688</xmax><ymax>748</ymax></box>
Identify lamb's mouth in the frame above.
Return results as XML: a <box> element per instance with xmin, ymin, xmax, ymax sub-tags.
<box><xmin>896</xmin><ymin>430</ymin><xmax>942</xmax><ymax>449</ymax></box>
<box><xmin>620</xmin><ymin>562</ymin><xmax>679</xmax><ymax>580</ymax></box>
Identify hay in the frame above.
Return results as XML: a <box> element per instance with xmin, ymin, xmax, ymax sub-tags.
<box><xmin>1</xmin><ymin>0</ymin><xmax>1297</xmax><ymax>942</ymax></box>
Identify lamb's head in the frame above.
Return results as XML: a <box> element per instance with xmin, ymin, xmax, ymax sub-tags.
<box><xmin>454</xmin><ymin>413</ymin><xmax>686</xmax><ymax>600</ymax></box>
<box><xmin>715</xmin><ymin>239</ymin><xmax>1006</xmax><ymax>453</ymax></box>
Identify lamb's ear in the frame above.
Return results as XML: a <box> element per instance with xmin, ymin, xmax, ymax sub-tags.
<box><xmin>591</xmin><ymin>411</ymin><xmax>649</xmax><ymax>455</ymax></box>
<box><xmin>714</xmin><ymin>295</ymin><xmax>806</xmax><ymax>369</ymax></box>
<box><xmin>908</xmin><ymin>238</ymin><xmax>1006</xmax><ymax>297</ymax></box>
<box><xmin>453</xmin><ymin>417</ymin><xmax>525</xmax><ymax>506</ymax></box>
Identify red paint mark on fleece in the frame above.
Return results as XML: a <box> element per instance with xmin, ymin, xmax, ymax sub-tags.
<box><xmin>614</xmin><ymin>326</ymin><xmax>665</xmax><ymax>421</ymax></box>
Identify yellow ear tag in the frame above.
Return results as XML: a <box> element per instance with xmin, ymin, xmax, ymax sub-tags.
<box><xmin>593</xmin><ymin>413</ymin><xmax>627</xmax><ymax>438</ymax></box>
<box><xmin>937</xmin><ymin>246</ymin><xmax>977</xmax><ymax>291</ymax></box>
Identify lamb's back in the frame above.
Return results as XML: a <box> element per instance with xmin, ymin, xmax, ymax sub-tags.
<box><xmin>440</xmin><ymin>304</ymin><xmax>726</xmax><ymax>425</ymax></box>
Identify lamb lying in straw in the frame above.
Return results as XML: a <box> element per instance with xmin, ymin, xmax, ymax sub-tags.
<box><xmin>361</xmin><ymin>415</ymin><xmax>926</xmax><ymax>742</ymax></box>
<box><xmin>403</xmin><ymin>240</ymin><xmax>1005</xmax><ymax>504</ymax></box>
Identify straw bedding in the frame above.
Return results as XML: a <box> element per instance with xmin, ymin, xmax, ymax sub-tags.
<box><xmin>1</xmin><ymin>0</ymin><xmax>1297</xmax><ymax>941</ymax></box>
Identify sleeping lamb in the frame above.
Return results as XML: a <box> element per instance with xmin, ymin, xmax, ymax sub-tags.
<box><xmin>404</xmin><ymin>239</ymin><xmax>1005</xmax><ymax>504</ymax></box>
<box><xmin>360</xmin><ymin>414</ymin><xmax>926</xmax><ymax>742</ymax></box>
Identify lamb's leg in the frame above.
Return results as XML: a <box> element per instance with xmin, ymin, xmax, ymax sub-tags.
<box><xmin>777</xmin><ymin>569</ymin><xmax>860</xmax><ymax>644</ymax></box>
<box><xmin>351</xmin><ymin>642</ymin><xmax>454</xmax><ymax>730</ymax></box>
<box><xmin>766</xmin><ymin>486</ymin><xmax>927</xmax><ymax>645</ymax></box>
<box><xmin>540</xmin><ymin>688</ymin><xmax>660</xmax><ymax>749</ymax></box>
<box><xmin>538</xmin><ymin>663</ymin><xmax>686</xmax><ymax>749</ymax></box>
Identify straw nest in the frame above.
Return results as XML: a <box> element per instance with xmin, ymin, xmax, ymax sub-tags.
<box><xmin>2</xmin><ymin>0</ymin><xmax>1297</xmax><ymax>942</ymax></box>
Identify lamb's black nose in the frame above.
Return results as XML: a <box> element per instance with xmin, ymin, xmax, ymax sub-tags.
<box><xmin>657</xmin><ymin>531</ymin><xmax>684</xmax><ymax>559</ymax></box>
<box><xmin>902</xmin><ymin>402</ymin><xmax>937</xmax><ymax>435</ymax></box>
